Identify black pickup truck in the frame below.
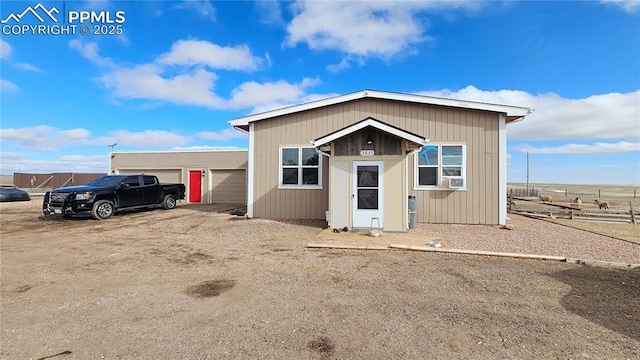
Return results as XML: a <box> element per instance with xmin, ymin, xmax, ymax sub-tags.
<box><xmin>43</xmin><ymin>174</ymin><xmax>186</xmax><ymax>220</ymax></box>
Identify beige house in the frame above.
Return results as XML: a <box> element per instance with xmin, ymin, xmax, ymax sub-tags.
<box><xmin>110</xmin><ymin>149</ymin><xmax>247</xmax><ymax>204</ymax></box>
<box><xmin>230</xmin><ymin>90</ymin><xmax>532</xmax><ymax>231</ymax></box>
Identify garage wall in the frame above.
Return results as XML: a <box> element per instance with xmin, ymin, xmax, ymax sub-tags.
<box><xmin>111</xmin><ymin>150</ymin><xmax>248</xmax><ymax>205</ymax></box>
<box><xmin>117</xmin><ymin>169</ymin><xmax>182</xmax><ymax>184</ymax></box>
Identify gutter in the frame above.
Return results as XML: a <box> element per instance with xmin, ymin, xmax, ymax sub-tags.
<box><xmin>507</xmin><ymin>108</ymin><xmax>535</xmax><ymax>125</ymax></box>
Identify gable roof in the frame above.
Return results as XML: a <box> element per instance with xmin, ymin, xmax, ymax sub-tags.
<box><xmin>312</xmin><ymin>117</ymin><xmax>428</xmax><ymax>149</ymax></box>
<box><xmin>229</xmin><ymin>89</ymin><xmax>533</xmax><ymax>127</ymax></box>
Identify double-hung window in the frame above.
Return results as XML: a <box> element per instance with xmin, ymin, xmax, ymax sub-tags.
<box><xmin>415</xmin><ymin>144</ymin><xmax>466</xmax><ymax>189</ymax></box>
<box><xmin>279</xmin><ymin>147</ymin><xmax>322</xmax><ymax>188</ymax></box>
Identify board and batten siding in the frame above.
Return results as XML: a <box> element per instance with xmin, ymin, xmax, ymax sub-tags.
<box><xmin>252</xmin><ymin>98</ymin><xmax>501</xmax><ymax>224</ymax></box>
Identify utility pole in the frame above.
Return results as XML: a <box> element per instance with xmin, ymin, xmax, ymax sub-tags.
<box><xmin>108</xmin><ymin>143</ymin><xmax>117</xmax><ymax>174</ymax></box>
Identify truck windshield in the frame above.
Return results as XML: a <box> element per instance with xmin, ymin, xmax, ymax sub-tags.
<box><xmin>87</xmin><ymin>176</ymin><xmax>128</xmax><ymax>187</ymax></box>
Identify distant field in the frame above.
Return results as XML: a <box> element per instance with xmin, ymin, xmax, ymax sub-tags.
<box><xmin>0</xmin><ymin>175</ymin><xmax>13</xmax><ymax>186</ymax></box>
<box><xmin>508</xmin><ymin>182</ymin><xmax>639</xmax><ymax>199</ymax></box>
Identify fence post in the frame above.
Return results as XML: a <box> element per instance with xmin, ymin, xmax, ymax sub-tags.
<box><xmin>631</xmin><ymin>202</ymin><xmax>636</xmax><ymax>224</ymax></box>
<box><xmin>565</xmin><ymin>189</ymin><xmax>568</xmax><ymax>197</ymax></box>
<box><xmin>598</xmin><ymin>189</ymin><xmax>601</xmax><ymax>198</ymax></box>
<box><xmin>635</xmin><ymin>189</ymin><xmax>637</xmax><ymax>199</ymax></box>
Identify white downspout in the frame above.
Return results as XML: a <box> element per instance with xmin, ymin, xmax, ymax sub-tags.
<box><xmin>404</xmin><ymin>153</ymin><xmax>409</xmax><ymax>230</ymax></box>
<box><xmin>247</xmin><ymin>123</ymin><xmax>255</xmax><ymax>218</ymax></box>
<box><xmin>498</xmin><ymin>114</ymin><xmax>507</xmax><ymax>225</ymax></box>
<box><xmin>313</xmin><ymin>145</ymin><xmax>331</xmax><ymax>226</ymax></box>
<box><xmin>406</xmin><ymin>147</ymin><xmax>422</xmax><ymax>230</ymax></box>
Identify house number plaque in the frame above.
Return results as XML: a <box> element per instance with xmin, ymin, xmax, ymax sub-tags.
<box><xmin>360</xmin><ymin>150</ymin><xmax>375</xmax><ymax>156</ymax></box>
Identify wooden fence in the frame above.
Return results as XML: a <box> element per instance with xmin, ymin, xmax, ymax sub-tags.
<box><xmin>509</xmin><ymin>198</ymin><xmax>638</xmax><ymax>224</ymax></box>
<box><xmin>508</xmin><ymin>188</ymin><xmax>539</xmax><ymax>197</ymax></box>
<box><xmin>12</xmin><ymin>173</ymin><xmax>106</xmax><ymax>189</ymax></box>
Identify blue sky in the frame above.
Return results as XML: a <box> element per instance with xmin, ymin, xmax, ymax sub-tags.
<box><xmin>1</xmin><ymin>0</ymin><xmax>639</xmax><ymax>185</ymax></box>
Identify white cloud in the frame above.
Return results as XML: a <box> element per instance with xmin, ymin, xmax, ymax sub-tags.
<box><xmin>170</xmin><ymin>146</ymin><xmax>246</xmax><ymax>151</ymax></box>
<box><xmin>197</xmin><ymin>129</ymin><xmax>247</xmax><ymax>141</ymax></box>
<box><xmin>0</xmin><ymin>153</ymin><xmax>108</xmax><ymax>175</ymax></box>
<box><xmin>59</xmin><ymin>129</ymin><xmax>92</xmax><ymax>143</ymax></box>
<box><xmin>285</xmin><ymin>1</ymin><xmax>480</xmax><ymax>62</ymax></box>
<box><xmin>0</xmin><ymin>79</ymin><xmax>19</xmax><ymax>93</ymax></box>
<box><xmin>249</xmin><ymin>92</ymin><xmax>340</xmax><ymax>114</ymax></box>
<box><xmin>0</xmin><ymin>39</ymin><xmax>11</xmax><ymax>59</ymax></box>
<box><xmin>98</xmin><ymin>64</ymin><xmax>226</xmax><ymax>108</ymax></box>
<box><xmin>71</xmin><ymin>39</ymin><xmax>303</xmax><ymax>110</ymax></box>
<box><xmin>14</xmin><ymin>63</ymin><xmax>43</xmax><ymax>72</ymax></box>
<box><xmin>417</xmin><ymin>86</ymin><xmax>640</xmax><ymax>141</ymax></box>
<box><xmin>0</xmin><ymin>126</ymin><xmax>91</xmax><ymax>150</ymax></box>
<box><xmin>1</xmin><ymin>41</ymin><xmax>43</xmax><ymax>72</ymax></box>
<box><xmin>516</xmin><ymin>141</ymin><xmax>640</xmax><ymax>154</ymax></box>
<box><xmin>98</xmin><ymin>60</ymin><xmax>324</xmax><ymax>111</ymax></box>
<box><xmin>0</xmin><ymin>152</ymin><xmax>27</xmax><ymax>161</ymax></box>
<box><xmin>83</xmin><ymin>1</ymin><xmax>113</xmax><ymax>10</ymax></box>
<box><xmin>228</xmin><ymin>77</ymin><xmax>320</xmax><ymax>108</ymax></box>
<box><xmin>256</xmin><ymin>0</ymin><xmax>285</xmax><ymax>26</ymax></box>
<box><xmin>69</xmin><ymin>40</ymin><xmax>225</xmax><ymax>107</ymax></box>
<box><xmin>0</xmin><ymin>126</ymin><xmax>235</xmax><ymax>152</ymax></box>
<box><xmin>599</xmin><ymin>0</ymin><xmax>640</xmax><ymax>12</ymax></box>
<box><xmin>174</xmin><ymin>0</ymin><xmax>216</xmax><ymax>20</ymax></box>
<box><xmin>157</xmin><ymin>40</ymin><xmax>262</xmax><ymax>71</ymax></box>
<box><xmin>326</xmin><ymin>57</ymin><xmax>352</xmax><ymax>73</ymax></box>
<box><xmin>0</xmin><ymin>126</ymin><xmax>55</xmax><ymax>144</ymax></box>
<box><xmin>59</xmin><ymin>154</ymin><xmax>106</xmax><ymax>162</ymax></box>
<box><xmin>286</xmin><ymin>1</ymin><xmax>421</xmax><ymax>58</ymax></box>
<box><xmin>264</xmin><ymin>53</ymin><xmax>272</xmax><ymax>68</ymax></box>
<box><xmin>69</xmin><ymin>40</ymin><xmax>115</xmax><ymax>67</ymax></box>
<box><xmin>98</xmin><ymin>130</ymin><xmax>190</xmax><ymax>148</ymax></box>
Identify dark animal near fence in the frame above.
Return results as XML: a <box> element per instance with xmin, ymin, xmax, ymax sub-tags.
<box><xmin>594</xmin><ymin>200</ymin><xmax>609</xmax><ymax>209</ymax></box>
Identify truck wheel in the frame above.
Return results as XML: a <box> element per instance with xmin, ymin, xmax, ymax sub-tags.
<box><xmin>162</xmin><ymin>195</ymin><xmax>176</xmax><ymax>210</ymax></box>
<box><xmin>92</xmin><ymin>200</ymin><xmax>115</xmax><ymax>220</ymax></box>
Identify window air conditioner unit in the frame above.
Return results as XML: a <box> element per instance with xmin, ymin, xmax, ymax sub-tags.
<box><xmin>446</xmin><ymin>178</ymin><xmax>465</xmax><ymax>189</ymax></box>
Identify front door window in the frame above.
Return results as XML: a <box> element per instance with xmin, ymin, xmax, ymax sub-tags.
<box><xmin>352</xmin><ymin>161</ymin><xmax>384</xmax><ymax>228</ymax></box>
<box><xmin>357</xmin><ymin>166</ymin><xmax>379</xmax><ymax>210</ymax></box>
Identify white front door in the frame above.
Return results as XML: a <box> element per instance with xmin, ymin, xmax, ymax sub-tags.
<box><xmin>352</xmin><ymin>161</ymin><xmax>384</xmax><ymax>228</ymax></box>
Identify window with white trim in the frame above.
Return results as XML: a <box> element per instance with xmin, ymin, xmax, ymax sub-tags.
<box><xmin>279</xmin><ymin>147</ymin><xmax>322</xmax><ymax>188</ymax></box>
<box><xmin>414</xmin><ymin>144</ymin><xmax>466</xmax><ymax>189</ymax></box>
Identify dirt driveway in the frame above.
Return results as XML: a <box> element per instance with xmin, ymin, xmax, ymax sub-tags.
<box><xmin>1</xmin><ymin>200</ymin><xmax>638</xmax><ymax>359</ymax></box>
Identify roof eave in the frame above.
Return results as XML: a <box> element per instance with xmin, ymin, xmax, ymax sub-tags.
<box><xmin>228</xmin><ymin>91</ymin><xmax>367</xmax><ymax>126</ymax></box>
<box><xmin>228</xmin><ymin>89</ymin><xmax>534</xmax><ymax>125</ymax></box>
<box><xmin>506</xmin><ymin>108</ymin><xmax>535</xmax><ymax>124</ymax></box>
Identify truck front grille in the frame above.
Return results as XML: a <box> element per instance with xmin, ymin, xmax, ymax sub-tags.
<box><xmin>49</xmin><ymin>192</ymin><xmax>70</xmax><ymax>205</ymax></box>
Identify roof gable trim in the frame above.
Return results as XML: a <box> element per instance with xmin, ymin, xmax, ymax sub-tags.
<box><xmin>312</xmin><ymin>117</ymin><xmax>428</xmax><ymax>148</ymax></box>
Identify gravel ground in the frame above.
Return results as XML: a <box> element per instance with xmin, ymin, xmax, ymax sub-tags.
<box><xmin>410</xmin><ymin>214</ymin><xmax>640</xmax><ymax>264</ymax></box>
<box><xmin>1</xmin><ymin>200</ymin><xmax>639</xmax><ymax>359</ymax></box>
